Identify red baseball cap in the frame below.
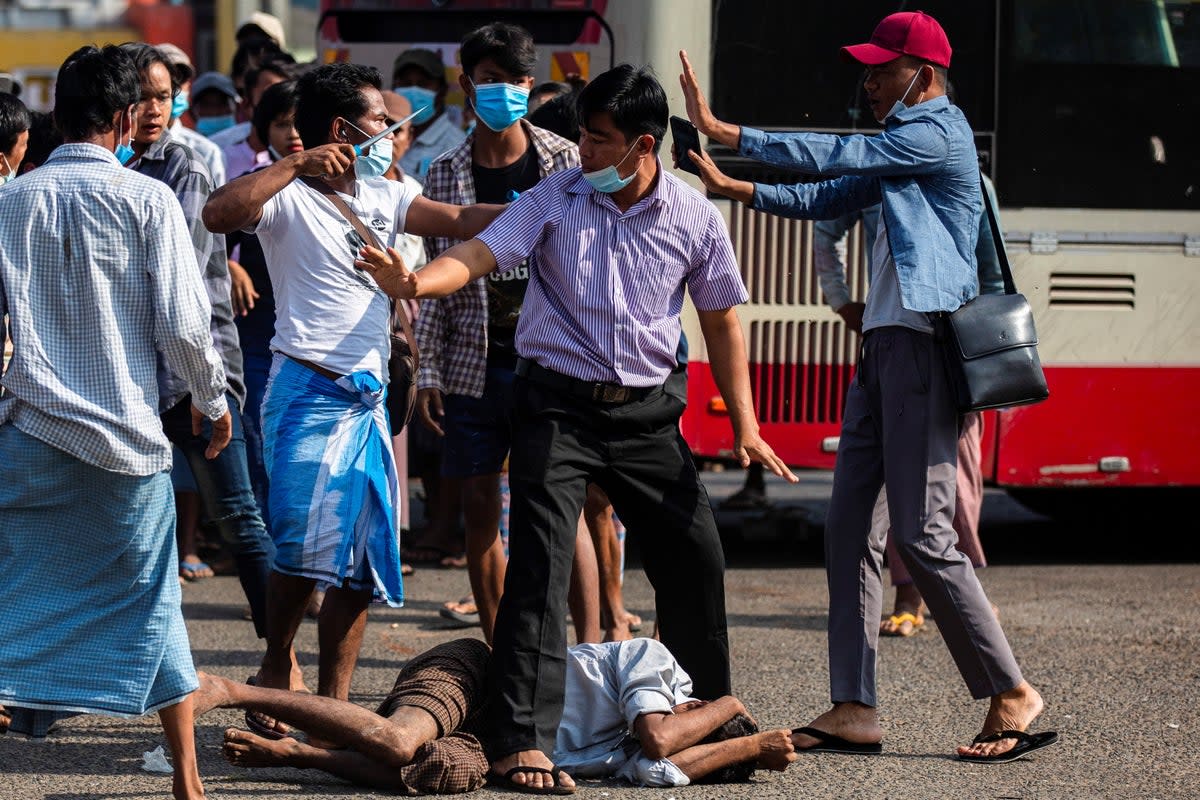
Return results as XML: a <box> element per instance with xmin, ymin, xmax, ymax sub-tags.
<box><xmin>841</xmin><ymin>10</ymin><xmax>952</xmax><ymax>69</ymax></box>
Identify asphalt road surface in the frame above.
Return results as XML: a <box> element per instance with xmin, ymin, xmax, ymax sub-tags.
<box><xmin>2</xmin><ymin>470</ymin><xmax>1197</xmax><ymax>799</ymax></box>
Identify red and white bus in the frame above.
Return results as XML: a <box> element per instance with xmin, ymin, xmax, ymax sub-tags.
<box><xmin>317</xmin><ymin>0</ymin><xmax>1200</xmax><ymax>513</ymax></box>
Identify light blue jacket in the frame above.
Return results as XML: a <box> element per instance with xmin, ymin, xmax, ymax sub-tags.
<box><xmin>741</xmin><ymin>95</ymin><xmax>980</xmax><ymax>313</ymax></box>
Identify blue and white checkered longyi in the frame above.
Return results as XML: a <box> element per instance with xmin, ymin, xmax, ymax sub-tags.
<box><xmin>260</xmin><ymin>354</ymin><xmax>405</xmax><ymax>606</ymax></box>
<box><xmin>0</xmin><ymin>424</ymin><xmax>198</xmax><ymax>738</ymax></box>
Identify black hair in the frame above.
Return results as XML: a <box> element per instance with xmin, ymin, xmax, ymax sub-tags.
<box><xmin>460</xmin><ymin>22</ymin><xmax>537</xmax><ymax>78</ymax></box>
<box><xmin>532</xmin><ymin>80</ymin><xmax>572</xmax><ymax>100</ymax></box>
<box><xmin>54</xmin><ymin>45</ymin><xmax>140</xmax><ymax>141</ymax></box>
<box><xmin>526</xmin><ymin>88</ymin><xmax>582</xmax><ymax>141</ymax></box>
<box><xmin>0</xmin><ymin>92</ymin><xmax>32</xmax><ymax>153</ymax></box>
<box><xmin>693</xmin><ymin>713</ymin><xmax>759</xmax><ymax>784</ymax></box>
<box><xmin>243</xmin><ymin>57</ymin><xmax>300</xmax><ymax>102</ymax></box>
<box><xmin>577</xmin><ymin>64</ymin><xmax>667</xmax><ymax>153</ymax></box>
<box><xmin>21</xmin><ymin>111</ymin><xmax>62</xmax><ymax>169</ymax></box>
<box><xmin>295</xmin><ymin>63</ymin><xmax>380</xmax><ymax>149</ymax></box>
<box><xmin>118</xmin><ymin>42</ymin><xmax>179</xmax><ymax>97</ymax></box>
<box><xmin>253</xmin><ymin>79</ymin><xmax>299</xmax><ymax>148</ymax></box>
<box><xmin>231</xmin><ymin>36</ymin><xmax>290</xmax><ymax>87</ymax></box>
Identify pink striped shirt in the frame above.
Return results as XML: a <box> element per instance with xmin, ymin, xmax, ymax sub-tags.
<box><xmin>478</xmin><ymin>163</ymin><xmax>747</xmax><ymax>387</ymax></box>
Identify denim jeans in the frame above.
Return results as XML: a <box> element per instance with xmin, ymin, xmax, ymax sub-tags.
<box><xmin>239</xmin><ymin>347</ymin><xmax>274</xmax><ymax>530</ymax></box>
<box><xmin>161</xmin><ymin>393</ymin><xmax>275</xmax><ymax>638</ymax></box>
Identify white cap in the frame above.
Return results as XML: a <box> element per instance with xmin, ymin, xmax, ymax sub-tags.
<box><xmin>237</xmin><ymin>11</ymin><xmax>286</xmax><ymax>51</ymax></box>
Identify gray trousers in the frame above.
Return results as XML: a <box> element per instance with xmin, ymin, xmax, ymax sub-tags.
<box><xmin>825</xmin><ymin>326</ymin><xmax>1023</xmax><ymax>705</ymax></box>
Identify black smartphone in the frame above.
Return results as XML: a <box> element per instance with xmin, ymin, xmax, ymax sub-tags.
<box><xmin>670</xmin><ymin>115</ymin><xmax>702</xmax><ymax>176</ymax></box>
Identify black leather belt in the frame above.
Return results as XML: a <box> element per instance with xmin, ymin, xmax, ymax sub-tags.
<box><xmin>515</xmin><ymin>358</ymin><xmax>659</xmax><ymax>405</ymax></box>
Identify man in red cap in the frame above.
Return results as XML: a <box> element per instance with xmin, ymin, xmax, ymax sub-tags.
<box><xmin>677</xmin><ymin>10</ymin><xmax>1058</xmax><ymax>764</ymax></box>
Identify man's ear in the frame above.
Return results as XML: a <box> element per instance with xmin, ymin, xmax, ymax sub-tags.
<box><xmin>457</xmin><ymin>72</ymin><xmax>473</xmax><ymax>99</ymax></box>
<box><xmin>328</xmin><ymin>117</ymin><xmax>346</xmax><ymax>143</ymax></box>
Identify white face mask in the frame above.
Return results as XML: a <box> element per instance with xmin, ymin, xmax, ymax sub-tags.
<box><xmin>0</xmin><ymin>154</ymin><xmax>13</xmax><ymax>186</ymax></box>
<box><xmin>883</xmin><ymin>67</ymin><xmax>926</xmax><ymax>121</ymax></box>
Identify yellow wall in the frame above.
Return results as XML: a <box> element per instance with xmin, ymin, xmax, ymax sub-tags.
<box><xmin>0</xmin><ymin>28</ymin><xmax>138</xmax><ymax>110</ymax></box>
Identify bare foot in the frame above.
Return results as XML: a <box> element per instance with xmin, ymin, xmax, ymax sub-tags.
<box><xmin>756</xmin><ymin>729</ymin><xmax>798</xmax><ymax>771</ymax></box>
<box><xmin>223</xmin><ymin>728</ymin><xmax>305</xmax><ymax>768</ymax></box>
<box><xmin>791</xmin><ymin>703</ymin><xmax>882</xmax><ymax>750</ymax></box>
<box><xmin>191</xmin><ymin>672</ymin><xmax>240</xmax><ymax>718</ymax></box>
<box><xmin>490</xmin><ymin>749</ymin><xmax>576</xmax><ymax>793</ymax></box>
<box><xmin>0</xmin><ymin>704</ymin><xmax>11</xmax><ymax>735</ymax></box>
<box><xmin>602</xmin><ymin>609</ymin><xmax>643</xmax><ymax>642</ymax></box>
<box><xmin>956</xmin><ymin>681</ymin><xmax>1045</xmax><ymax>759</ymax></box>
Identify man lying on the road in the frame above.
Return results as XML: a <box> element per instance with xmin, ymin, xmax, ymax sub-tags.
<box><xmin>194</xmin><ymin>637</ymin><xmax>795</xmax><ymax>795</ymax></box>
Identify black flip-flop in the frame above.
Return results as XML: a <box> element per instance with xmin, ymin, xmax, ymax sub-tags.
<box><xmin>486</xmin><ymin>765</ymin><xmax>576</xmax><ymax>795</ymax></box>
<box><xmin>792</xmin><ymin>726</ymin><xmax>883</xmax><ymax>755</ymax></box>
<box><xmin>439</xmin><ymin>605</ymin><xmax>481</xmax><ymax>628</ymax></box>
<box><xmin>243</xmin><ymin>676</ymin><xmax>292</xmax><ymax>740</ymax></box>
<box><xmin>958</xmin><ymin>729</ymin><xmax>1059</xmax><ymax>763</ymax></box>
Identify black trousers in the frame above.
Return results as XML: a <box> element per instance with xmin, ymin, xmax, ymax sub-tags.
<box><xmin>485</xmin><ymin>374</ymin><xmax>730</xmax><ymax>759</ymax></box>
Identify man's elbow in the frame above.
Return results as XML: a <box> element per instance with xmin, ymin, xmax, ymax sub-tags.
<box><xmin>639</xmin><ymin>731</ymin><xmax>671</xmax><ymax>761</ymax></box>
<box><xmin>201</xmin><ymin>200</ymin><xmax>232</xmax><ymax>234</ymax></box>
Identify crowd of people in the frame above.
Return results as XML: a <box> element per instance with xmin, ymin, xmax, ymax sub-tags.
<box><xmin>0</xmin><ymin>9</ymin><xmax>1057</xmax><ymax>799</ymax></box>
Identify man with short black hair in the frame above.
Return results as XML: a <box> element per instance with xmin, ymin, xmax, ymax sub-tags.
<box><xmin>413</xmin><ymin>21</ymin><xmax>581</xmax><ymax>644</ymax></box>
<box><xmin>0</xmin><ymin>43</ymin><xmax>230</xmax><ymax>800</ymax></box>
<box><xmin>354</xmin><ymin>63</ymin><xmax>797</xmax><ymax>792</ymax></box>
<box><xmin>679</xmin><ymin>10</ymin><xmax>1056</xmax><ymax>764</ymax></box>
<box><xmin>391</xmin><ymin>47</ymin><xmax>465</xmax><ymax>182</ymax></box>
<box><xmin>203</xmin><ymin>62</ymin><xmax>506</xmax><ymax>725</ymax></box>
<box><xmin>0</xmin><ymin>91</ymin><xmax>30</xmax><ymax>185</ymax></box>
<box><xmin>120</xmin><ymin>41</ymin><xmax>279</xmax><ymax>653</ymax></box>
<box><xmin>156</xmin><ymin>42</ymin><xmax>226</xmax><ymax>186</ymax></box>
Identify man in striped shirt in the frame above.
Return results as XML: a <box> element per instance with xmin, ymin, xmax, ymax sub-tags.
<box><xmin>356</xmin><ymin>64</ymin><xmax>797</xmax><ymax>793</ymax></box>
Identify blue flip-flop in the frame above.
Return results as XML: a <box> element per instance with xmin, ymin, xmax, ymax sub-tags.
<box><xmin>179</xmin><ymin>560</ymin><xmax>214</xmax><ymax>581</ymax></box>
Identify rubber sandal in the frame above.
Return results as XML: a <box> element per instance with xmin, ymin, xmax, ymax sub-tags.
<box><xmin>179</xmin><ymin>560</ymin><xmax>214</xmax><ymax>581</ymax></box>
<box><xmin>958</xmin><ymin>729</ymin><xmax>1059</xmax><ymax>763</ymax></box>
<box><xmin>792</xmin><ymin>726</ymin><xmax>883</xmax><ymax>754</ymax></box>
<box><xmin>243</xmin><ymin>676</ymin><xmax>292</xmax><ymax>740</ymax></box>
<box><xmin>486</xmin><ymin>765</ymin><xmax>576</xmax><ymax>795</ymax></box>
<box><xmin>880</xmin><ymin>612</ymin><xmax>925</xmax><ymax>637</ymax></box>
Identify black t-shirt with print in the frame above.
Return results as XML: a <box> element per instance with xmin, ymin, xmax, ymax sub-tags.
<box><xmin>471</xmin><ymin>141</ymin><xmax>541</xmax><ymax>366</ymax></box>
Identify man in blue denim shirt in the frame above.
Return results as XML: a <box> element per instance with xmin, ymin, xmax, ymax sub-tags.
<box><xmin>679</xmin><ymin>11</ymin><xmax>1056</xmax><ymax>764</ymax></box>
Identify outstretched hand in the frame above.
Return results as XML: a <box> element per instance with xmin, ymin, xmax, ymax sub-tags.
<box><xmin>355</xmin><ymin>244</ymin><xmax>418</xmax><ymax>299</ymax></box>
<box><xmin>678</xmin><ymin>50</ymin><xmax>720</xmax><ymax>139</ymax></box>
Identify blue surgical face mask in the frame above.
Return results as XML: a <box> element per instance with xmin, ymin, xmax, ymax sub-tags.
<box><xmin>583</xmin><ymin>140</ymin><xmax>642</xmax><ymax>194</ymax></box>
<box><xmin>115</xmin><ymin>111</ymin><xmax>136</xmax><ymax>165</ymax></box>
<box><xmin>471</xmin><ymin>80</ymin><xmax>529</xmax><ymax>132</ymax></box>
<box><xmin>883</xmin><ymin>67</ymin><xmax>925</xmax><ymax>122</ymax></box>
<box><xmin>0</xmin><ymin>154</ymin><xmax>15</xmax><ymax>186</ymax></box>
<box><xmin>195</xmin><ymin>114</ymin><xmax>236</xmax><ymax>137</ymax></box>
<box><xmin>171</xmin><ymin>89</ymin><xmax>189</xmax><ymax>121</ymax></box>
<box><xmin>393</xmin><ymin>86</ymin><xmax>436</xmax><ymax>126</ymax></box>
<box><xmin>268</xmin><ymin>144</ymin><xmax>284</xmax><ymax>162</ymax></box>
<box><xmin>343</xmin><ymin>120</ymin><xmax>394</xmax><ymax>180</ymax></box>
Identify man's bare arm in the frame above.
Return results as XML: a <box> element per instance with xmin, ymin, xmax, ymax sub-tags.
<box><xmin>404</xmin><ymin>195</ymin><xmax>507</xmax><ymax>242</ymax></box>
<box><xmin>633</xmin><ymin>697</ymin><xmax>744</xmax><ymax>760</ymax></box>
<box><xmin>203</xmin><ymin>144</ymin><xmax>357</xmax><ymax>234</ymax></box>
<box><xmin>355</xmin><ymin>238</ymin><xmax>498</xmax><ymax>300</ymax></box>
<box><xmin>665</xmin><ymin>729</ymin><xmax>796</xmax><ymax>781</ymax></box>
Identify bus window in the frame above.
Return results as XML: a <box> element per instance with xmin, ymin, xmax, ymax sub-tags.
<box><xmin>998</xmin><ymin>0</ymin><xmax>1200</xmax><ymax>209</ymax></box>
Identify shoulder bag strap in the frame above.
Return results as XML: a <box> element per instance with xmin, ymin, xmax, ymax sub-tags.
<box><xmin>299</xmin><ymin>176</ymin><xmax>418</xmax><ymax>366</ymax></box>
<box><xmin>979</xmin><ymin>173</ymin><xmax>1017</xmax><ymax>296</ymax></box>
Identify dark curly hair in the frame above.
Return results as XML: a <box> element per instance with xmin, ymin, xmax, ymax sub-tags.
<box><xmin>693</xmin><ymin>712</ymin><xmax>759</xmax><ymax>784</ymax></box>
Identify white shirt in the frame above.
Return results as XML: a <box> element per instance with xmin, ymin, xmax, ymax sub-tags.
<box><xmin>399</xmin><ymin>113</ymin><xmax>466</xmax><ymax>184</ymax></box>
<box><xmin>249</xmin><ymin>176</ymin><xmax>420</xmax><ymax>377</ymax></box>
<box><xmin>553</xmin><ymin>639</ymin><xmax>693</xmax><ymax>787</ymax></box>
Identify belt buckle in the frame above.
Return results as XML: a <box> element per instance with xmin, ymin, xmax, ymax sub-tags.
<box><xmin>593</xmin><ymin>383</ymin><xmax>630</xmax><ymax>404</ymax></box>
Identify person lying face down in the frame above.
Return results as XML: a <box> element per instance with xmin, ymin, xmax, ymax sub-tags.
<box><xmin>191</xmin><ymin>637</ymin><xmax>795</xmax><ymax>794</ymax></box>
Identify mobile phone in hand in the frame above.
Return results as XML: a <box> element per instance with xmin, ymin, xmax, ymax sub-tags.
<box><xmin>670</xmin><ymin>115</ymin><xmax>702</xmax><ymax>176</ymax></box>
